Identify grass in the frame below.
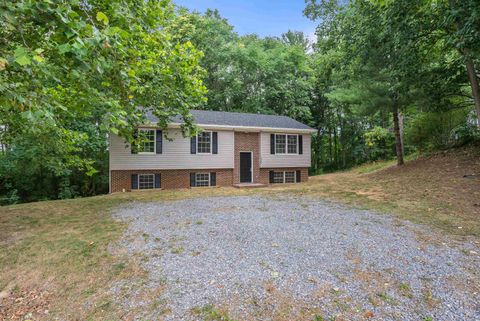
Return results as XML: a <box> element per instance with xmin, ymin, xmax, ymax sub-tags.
<box><xmin>0</xmin><ymin>196</ymin><xmax>128</xmax><ymax>319</ymax></box>
<box><xmin>278</xmin><ymin>145</ymin><xmax>480</xmax><ymax>237</ymax></box>
<box><xmin>192</xmin><ymin>305</ymin><xmax>237</xmax><ymax>321</ymax></box>
<box><xmin>0</xmin><ymin>144</ymin><xmax>478</xmax><ymax>319</ymax></box>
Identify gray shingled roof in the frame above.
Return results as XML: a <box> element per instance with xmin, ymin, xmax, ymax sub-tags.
<box><xmin>145</xmin><ymin>109</ymin><xmax>314</xmax><ymax>131</ymax></box>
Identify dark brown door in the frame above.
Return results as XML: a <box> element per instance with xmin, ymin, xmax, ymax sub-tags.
<box><xmin>240</xmin><ymin>152</ymin><xmax>252</xmax><ymax>183</ymax></box>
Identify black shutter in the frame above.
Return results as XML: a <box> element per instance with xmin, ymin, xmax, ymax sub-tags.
<box><xmin>155</xmin><ymin>173</ymin><xmax>161</xmax><ymax>188</ymax></box>
<box><xmin>190</xmin><ymin>136</ymin><xmax>196</xmax><ymax>154</ymax></box>
<box><xmin>156</xmin><ymin>130</ymin><xmax>162</xmax><ymax>154</ymax></box>
<box><xmin>212</xmin><ymin>132</ymin><xmax>218</xmax><ymax>154</ymax></box>
<box><xmin>269</xmin><ymin>171</ymin><xmax>274</xmax><ymax>184</ymax></box>
<box><xmin>296</xmin><ymin>170</ymin><xmax>301</xmax><ymax>183</ymax></box>
<box><xmin>131</xmin><ymin>174</ymin><xmax>138</xmax><ymax>189</ymax></box>
<box><xmin>298</xmin><ymin>135</ymin><xmax>303</xmax><ymax>155</ymax></box>
<box><xmin>131</xmin><ymin>130</ymin><xmax>138</xmax><ymax>154</ymax></box>
<box><xmin>270</xmin><ymin>134</ymin><xmax>275</xmax><ymax>154</ymax></box>
<box><xmin>210</xmin><ymin>172</ymin><xmax>216</xmax><ymax>186</ymax></box>
<box><xmin>190</xmin><ymin>172</ymin><xmax>196</xmax><ymax>187</ymax></box>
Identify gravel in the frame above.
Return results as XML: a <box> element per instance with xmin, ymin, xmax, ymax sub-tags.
<box><xmin>112</xmin><ymin>195</ymin><xmax>480</xmax><ymax>321</ymax></box>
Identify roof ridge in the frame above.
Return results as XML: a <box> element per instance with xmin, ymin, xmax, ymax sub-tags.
<box><xmin>191</xmin><ymin>109</ymin><xmax>286</xmax><ymax>117</ymax></box>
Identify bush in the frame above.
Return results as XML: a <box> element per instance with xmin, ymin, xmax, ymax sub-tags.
<box><xmin>364</xmin><ymin>126</ymin><xmax>395</xmax><ymax>161</ymax></box>
<box><xmin>405</xmin><ymin>108</ymin><xmax>473</xmax><ymax>151</ymax></box>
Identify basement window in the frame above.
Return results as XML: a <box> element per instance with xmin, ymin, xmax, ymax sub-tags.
<box><xmin>273</xmin><ymin>172</ymin><xmax>284</xmax><ymax>184</ymax></box>
<box><xmin>195</xmin><ymin>173</ymin><xmax>211</xmax><ymax>187</ymax></box>
<box><xmin>138</xmin><ymin>174</ymin><xmax>155</xmax><ymax>189</ymax></box>
<box><xmin>285</xmin><ymin>171</ymin><xmax>296</xmax><ymax>183</ymax></box>
<box><xmin>273</xmin><ymin>171</ymin><xmax>296</xmax><ymax>184</ymax></box>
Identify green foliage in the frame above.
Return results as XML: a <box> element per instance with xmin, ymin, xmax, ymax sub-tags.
<box><xmin>182</xmin><ymin>12</ymin><xmax>313</xmax><ymax>123</ymax></box>
<box><xmin>305</xmin><ymin>0</ymin><xmax>479</xmax><ymax>172</ymax></box>
<box><xmin>405</xmin><ymin>108</ymin><xmax>473</xmax><ymax>150</ymax></box>
<box><xmin>364</xmin><ymin>127</ymin><xmax>395</xmax><ymax>161</ymax></box>
<box><xmin>0</xmin><ymin>0</ymin><xmax>206</xmax><ymax>202</ymax></box>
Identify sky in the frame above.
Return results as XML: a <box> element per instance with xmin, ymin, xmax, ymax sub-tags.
<box><xmin>174</xmin><ymin>0</ymin><xmax>317</xmax><ymax>40</ymax></box>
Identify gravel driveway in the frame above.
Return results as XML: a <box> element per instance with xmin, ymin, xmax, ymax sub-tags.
<box><xmin>112</xmin><ymin>196</ymin><xmax>480</xmax><ymax>321</ymax></box>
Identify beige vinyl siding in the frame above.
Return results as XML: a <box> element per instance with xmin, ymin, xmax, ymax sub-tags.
<box><xmin>259</xmin><ymin>132</ymin><xmax>311</xmax><ymax>168</ymax></box>
<box><xmin>109</xmin><ymin>129</ymin><xmax>234</xmax><ymax>170</ymax></box>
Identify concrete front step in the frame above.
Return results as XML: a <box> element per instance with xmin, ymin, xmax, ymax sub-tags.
<box><xmin>233</xmin><ymin>183</ymin><xmax>267</xmax><ymax>189</ymax></box>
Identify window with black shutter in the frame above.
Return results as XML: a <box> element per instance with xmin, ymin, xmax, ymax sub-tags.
<box><xmin>155</xmin><ymin>173</ymin><xmax>161</xmax><ymax>188</ymax></box>
<box><xmin>156</xmin><ymin>130</ymin><xmax>162</xmax><ymax>154</ymax></box>
<box><xmin>190</xmin><ymin>172</ymin><xmax>196</xmax><ymax>187</ymax></box>
<box><xmin>212</xmin><ymin>132</ymin><xmax>218</xmax><ymax>154</ymax></box>
<box><xmin>131</xmin><ymin>174</ymin><xmax>138</xmax><ymax>189</ymax></box>
<box><xmin>210</xmin><ymin>172</ymin><xmax>216</xmax><ymax>186</ymax></box>
<box><xmin>298</xmin><ymin>135</ymin><xmax>303</xmax><ymax>155</ymax></box>
<box><xmin>190</xmin><ymin>136</ymin><xmax>197</xmax><ymax>154</ymax></box>
<box><xmin>270</xmin><ymin>134</ymin><xmax>275</xmax><ymax>154</ymax></box>
<box><xmin>296</xmin><ymin>170</ymin><xmax>301</xmax><ymax>183</ymax></box>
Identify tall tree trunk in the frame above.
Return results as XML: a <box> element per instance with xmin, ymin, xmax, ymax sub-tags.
<box><xmin>333</xmin><ymin>125</ymin><xmax>338</xmax><ymax>167</ymax></box>
<box><xmin>464</xmin><ymin>52</ymin><xmax>480</xmax><ymax>127</ymax></box>
<box><xmin>317</xmin><ymin>127</ymin><xmax>322</xmax><ymax>171</ymax></box>
<box><xmin>448</xmin><ymin>0</ymin><xmax>480</xmax><ymax>126</ymax></box>
<box><xmin>328</xmin><ymin>127</ymin><xmax>333</xmax><ymax>164</ymax></box>
<box><xmin>392</xmin><ymin>98</ymin><xmax>404</xmax><ymax>166</ymax></box>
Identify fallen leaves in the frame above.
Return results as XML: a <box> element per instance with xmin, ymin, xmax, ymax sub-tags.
<box><xmin>0</xmin><ymin>287</ymin><xmax>52</xmax><ymax>320</ymax></box>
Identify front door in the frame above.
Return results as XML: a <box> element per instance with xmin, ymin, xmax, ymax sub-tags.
<box><xmin>240</xmin><ymin>152</ymin><xmax>252</xmax><ymax>183</ymax></box>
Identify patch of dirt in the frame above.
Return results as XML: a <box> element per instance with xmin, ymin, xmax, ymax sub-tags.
<box><xmin>0</xmin><ymin>286</ymin><xmax>52</xmax><ymax>320</ymax></box>
<box><xmin>368</xmin><ymin>145</ymin><xmax>480</xmax><ymax>221</ymax></box>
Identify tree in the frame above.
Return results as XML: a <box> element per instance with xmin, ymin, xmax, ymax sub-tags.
<box><xmin>440</xmin><ymin>0</ymin><xmax>480</xmax><ymax>127</ymax></box>
<box><xmin>281</xmin><ymin>30</ymin><xmax>311</xmax><ymax>52</ymax></box>
<box><xmin>0</xmin><ymin>0</ymin><xmax>206</xmax><ymax>201</ymax></box>
<box><xmin>304</xmin><ymin>0</ymin><xmax>472</xmax><ymax>166</ymax></box>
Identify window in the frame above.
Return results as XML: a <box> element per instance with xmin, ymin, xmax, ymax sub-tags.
<box><xmin>275</xmin><ymin>134</ymin><xmax>298</xmax><ymax>154</ymax></box>
<box><xmin>197</xmin><ymin>131</ymin><xmax>212</xmax><ymax>154</ymax></box>
<box><xmin>273</xmin><ymin>172</ymin><xmax>284</xmax><ymax>184</ymax></box>
<box><xmin>138</xmin><ymin>129</ymin><xmax>155</xmax><ymax>154</ymax></box>
<box><xmin>284</xmin><ymin>171</ymin><xmax>296</xmax><ymax>183</ymax></box>
<box><xmin>195</xmin><ymin>173</ymin><xmax>210</xmax><ymax>187</ymax></box>
<box><xmin>287</xmin><ymin>135</ymin><xmax>298</xmax><ymax>154</ymax></box>
<box><xmin>275</xmin><ymin>134</ymin><xmax>286</xmax><ymax>154</ymax></box>
<box><xmin>272</xmin><ymin>171</ymin><xmax>296</xmax><ymax>184</ymax></box>
<box><xmin>139</xmin><ymin>174</ymin><xmax>155</xmax><ymax>189</ymax></box>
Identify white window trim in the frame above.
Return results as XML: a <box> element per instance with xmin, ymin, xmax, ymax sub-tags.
<box><xmin>138</xmin><ymin>173</ymin><xmax>155</xmax><ymax>190</ymax></box>
<box><xmin>273</xmin><ymin>171</ymin><xmax>296</xmax><ymax>184</ymax></box>
<box><xmin>196</xmin><ymin>131</ymin><xmax>212</xmax><ymax>155</ymax></box>
<box><xmin>138</xmin><ymin>129</ymin><xmax>156</xmax><ymax>155</ymax></box>
<box><xmin>275</xmin><ymin>134</ymin><xmax>298</xmax><ymax>155</ymax></box>
<box><xmin>195</xmin><ymin>172</ymin><xmax>211</xmax><ymax>187</ymax></box>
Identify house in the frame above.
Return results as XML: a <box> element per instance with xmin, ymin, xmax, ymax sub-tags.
<box><xmin>109</xmin><ymin>110</ymin><xmax>316</xmax><ymax>192</ymax></box>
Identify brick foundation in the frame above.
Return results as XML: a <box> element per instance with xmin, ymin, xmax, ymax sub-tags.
<box><xmin>259</xmin><ymin>167</ymin><xmax>309</xmax><ymax>184</ymax></box>
<box><xmin>110</xmin><ymin>169</ymin><xmax>233</xmax><ymax>193</ymax></box>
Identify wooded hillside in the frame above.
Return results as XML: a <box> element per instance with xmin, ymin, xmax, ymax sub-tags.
<box><xmin>1</xmin><ymin>0</ymin><xmax>479</xmax><ymax>203</ymax></box>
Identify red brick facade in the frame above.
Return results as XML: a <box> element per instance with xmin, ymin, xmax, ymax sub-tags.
<box><xmin>234</xmin><ymin>132</ymin><xmax>261</xmax><ymax>184</ymax></box>
<box><xmin>110</xmin><ymin>169</ymin><xmax>233</xmax><ymax>193</ymax></box>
